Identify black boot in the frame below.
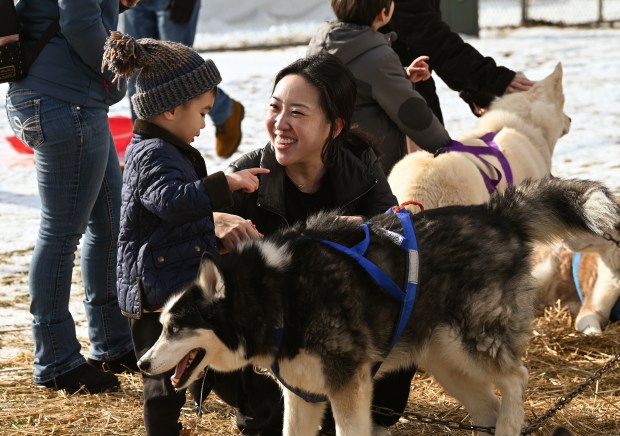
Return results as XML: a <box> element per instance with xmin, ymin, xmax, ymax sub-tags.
<box><xmin>87</xmin><ymin>350</ymin><xmax>139</xmax><ymax>374</ymax></box>
<box><xmin>37</xmin><ymin>363</ymin><xmax>120</xmax><ymax>394</ymax></box>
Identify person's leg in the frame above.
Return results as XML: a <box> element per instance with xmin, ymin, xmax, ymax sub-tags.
<box><xmin>79</xmin><ymin>115</ymin><xmax>133</xmax><ymax>363</ymax></box>
<box><xmin>213</xmin><ymin>367</ymin><xmax>284</xmax><ymax>435</ymax></box>
<box><xmin>371</xmin><ymin>367</ymin><xmax>416</xmax><ymax>427</ymax></box>
<box><xmin>208</xmin><ymin>87</ymin><xmax>233</xmax><ymax>126</ymax></box>
<box><xmin>211</xmin><ymin>87</ymin><xmax>243</xmax><ymax>158</ymax></box>
<box><xmin>157</xmin><ymin>0</ymin><xmax>200</xmax><ymax>46</ymax></box>
<box><xmin>123</xmin><ymin>0</ymin><xmax>160</xmax><ymax>121</ymax></box>
<box><xmin>5</xmin><ymin>91</ymin><xmax>118</xmax><ymax>385</ymax></box>
<box><xmin>132</xmin><ymin>314</ymin><xmax>187</xmax><ymax>436</ymax></box>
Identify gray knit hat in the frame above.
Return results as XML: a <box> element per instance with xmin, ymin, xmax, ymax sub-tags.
<box><xmin>102</xmin><ymin>31</ymin><xmax>221</xmax><ymax>119</ymax></box>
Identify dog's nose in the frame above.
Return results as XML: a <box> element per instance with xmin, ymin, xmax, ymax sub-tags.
<box><xmin>137</xmin><ymin>359</ymin><xmax>150</xmax><ymax>372</ymax></box>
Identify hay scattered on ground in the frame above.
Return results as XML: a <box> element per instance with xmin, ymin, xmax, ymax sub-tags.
<box><xmin>1</xmin><ymin>304</ymin><xmax>618</xmax><ymax>435</ymax></box>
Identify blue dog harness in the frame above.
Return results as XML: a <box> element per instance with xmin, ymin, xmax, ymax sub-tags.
<box><xmin>271</xmin><ymin>209</ymin><xmax>420</xmax><ymax>403</ymax></box>
<box><xmin>572</xmin><ymin>253</ymin><xmax>620</xmax><ymax>322</ymax></box>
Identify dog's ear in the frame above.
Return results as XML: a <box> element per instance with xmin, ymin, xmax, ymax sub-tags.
<box><xmin>197</xmin><ymin>252</ymin><xmax>225</xmax><ymax>301</ymax></box>
<box><xmin>530</xmin><ymin>62</ymin><xmax>564</xmax><ymax>102</ymax></box>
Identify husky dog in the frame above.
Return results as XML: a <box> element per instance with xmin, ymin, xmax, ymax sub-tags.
<box><xmin>534</xmin><ymin>203</ymin><xmax>620</xmax><ymax>335</ymax></box>
<box><xmin>388</xmin><ymin>63</ymin><xmax>570</xmax><ymax>212</ymax></box>
<box><xmin>138</xmin><ymin>177</ymin><xmax>619</xmax><ymax>436</ymax></box>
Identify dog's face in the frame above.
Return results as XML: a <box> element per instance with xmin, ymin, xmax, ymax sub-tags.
<box><xmin>137</xmin><ymin>255</ymin><xmax>249</xmax><ymax>390</ymax></box>
<box><xmin>490</xmin><ymin>62</ymin><xmax>571</xmax><ymax>144</ymax></box>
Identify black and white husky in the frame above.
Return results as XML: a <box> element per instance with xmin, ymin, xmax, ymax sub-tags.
<box><xmin>138</xmin><ymin>177</ymin><xmax>619</xmax><ymax>436</ymax></box>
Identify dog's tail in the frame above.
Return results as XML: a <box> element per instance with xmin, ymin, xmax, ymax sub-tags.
<box><xmin>491</xmin><ymin>176</ymin><xmax>619</xmax><ymax>244</ymax></box>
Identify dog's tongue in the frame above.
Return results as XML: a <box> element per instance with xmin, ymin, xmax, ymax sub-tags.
<box><xmin>171</xmin><ymin>353</ymin><xmax>191</xmax><ymax>384</ymax></box>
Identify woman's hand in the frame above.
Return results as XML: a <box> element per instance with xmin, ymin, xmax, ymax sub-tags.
<box><xmin>505</xmin><ymin>72</ymin><xmax>535</xmax><ymax>93</ymax></box>
<box><xmin>214</xmin><ymin>212</ymin><xmax>263</xmax><ymax>254</ymax></box>
<box><xmin>406</xmin><ymin>56</ymin><xmax>431</xmax><ymax>83</ymax></box>
<box><xmin>226</xmin><ymin>168</ymin><xmax>270</xmax><ymax>193</ymax></box>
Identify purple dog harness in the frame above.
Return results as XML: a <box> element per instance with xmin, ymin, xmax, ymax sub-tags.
<box><xmin>440</xmin><ymin>132</ymin><xmax>513</xmax><ymax>194</ymax></box>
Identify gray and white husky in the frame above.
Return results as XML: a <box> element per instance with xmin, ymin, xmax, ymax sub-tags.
<box><xmin>138</xmin><ymin>177</ymin><xmax>619</xmax><ymax>436</ymax></box>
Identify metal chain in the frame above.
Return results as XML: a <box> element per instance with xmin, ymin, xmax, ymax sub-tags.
<box><xmin>371</xmin><ymin>405</ymin><xmax>496</xmax><ymax>434</ymax></box>
<box><xmin>371</xmin><ymin>351</ymin><xmax>620</xmax><ymax>435</ymax></box>
<box><xmin>603</xmin><ymin>232</ymin><xmax>620</xmax><ymax>247</ymax></box>
<box><xmin>520</xmin><ymin>351</ymin><xmax>620</xmax><ymax>435</ymax></box>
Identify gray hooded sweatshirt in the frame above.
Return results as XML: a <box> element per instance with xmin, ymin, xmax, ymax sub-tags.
<box><xmin>307</xmin><ymin>21</ymin><xmax>450</xmax><ymax>174</ymax></box>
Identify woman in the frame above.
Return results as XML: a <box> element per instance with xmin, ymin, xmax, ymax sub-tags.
<box><xmin>212</xmin><ymin>52</ymin><xmax>415</xmax><ymax>435</ymax></box>
<box><xmin>5</xmin><ymin>0</ymin><xmax>139</xmax><ymax>393</ymax></box>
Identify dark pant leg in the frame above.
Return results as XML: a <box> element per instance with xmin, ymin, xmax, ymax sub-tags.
<box><xmin>131</xmin><ymin>314</ymin><xmax>187</xmax><ymax>436</ymax></box>
<box><xmin>371</xmin><ymin>367</ymin><xmax>416</xmax><ymax>426</ymax></box>
<box><xmin>213</xmin><ymin>366</ymin><xmax>284</xmax><ymax>435</ymax></box>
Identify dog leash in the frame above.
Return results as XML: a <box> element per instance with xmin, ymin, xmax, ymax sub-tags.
<box><xmin>572</xmin><ymin>252</ymin><xmax>620</xmax><ymax>322</ymax></box>
<box><xmin>439</xmin><ymin>132</ymin><xmax>513</xmax><ymax>194</ymax></box>
<box><xmin>271</xmin><ymin>210</ymin><xmax>420</xmax><ymax>403</ymax></box>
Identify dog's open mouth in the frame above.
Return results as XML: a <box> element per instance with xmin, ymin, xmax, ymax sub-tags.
<box><xmin>170</xmin><ymin>348</ymin><xmax>206</xmax><ymax>388</ymax></box>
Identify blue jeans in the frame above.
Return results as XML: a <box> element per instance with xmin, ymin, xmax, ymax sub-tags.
<box><xmin>6</xmin><ymin>89</ymin><xmax>133</xmax><ymax>383</ymax></box>
<box><xmin>123</xmin><ymin>0</ymin><xmax>232</xmax><ymax>125</ymax></box>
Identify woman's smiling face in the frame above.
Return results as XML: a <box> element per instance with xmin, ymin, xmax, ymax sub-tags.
<box><xmin>264</xmin><ymin>74</ymin><xmax>331</xmax><ymax>168</ymax></box>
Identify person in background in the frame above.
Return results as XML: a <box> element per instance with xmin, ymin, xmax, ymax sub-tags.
<box><xmin>384</xmin><ymin>0</ymin><xmax>534</xmax><ymax>122</ymax></box>
<box><xmin>4</xmin><ymin>0</ymin><xmax>140</xmax><ymax>394</ymax></box>
<box><xmin>211</xmin><ymin>52</ymin><xmax>412</xmax><ymax>436</ymax></box>
<box><xmin>102</xmin><ymin>31</ymin><xmax>267</xmax><ymax>435</ymax></box>
<box><xmin>307</xmin><ymin>0</ymin><xmax>451</xmax><ymax>175</ymax></box>
<box><xmin>123</xmin><ymin>0</ymin><xmax>245</xmax><ymax>158</ymax></box>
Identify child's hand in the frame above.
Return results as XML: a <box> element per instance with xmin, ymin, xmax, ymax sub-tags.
<box><xmin>214</xmin><ymin>212</ymin><xmax>263</xmax><ymax>254</ymax></box>
<box><xmin>226</xmin><ymin>168</ymin><xmax>270</xmax><ymax>192</ymax></box>
<box><xmin>406</xmin><ymin>56</ymin><xmax>431</xmax><ymax>83</ymax></box>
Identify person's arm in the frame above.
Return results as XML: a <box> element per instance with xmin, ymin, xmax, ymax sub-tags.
<box><xmin>213</xmin><ymin>212</ymin><xmax>263</xmax><ymax>254</ymax></box>
<box><xmin>58</xmin><ymin>0</ymin><xmax>114</xmax><ymax>80</ymax></box>
<box><xmin>371</xmin><ymin>50</ymin><xmax>450</xmax><ymax>152</ymax></box>
<box><xmin>389</xmin><ymin>0</ymin><xmax>516</xmax><ymax>97</ymax></box>
<box><xmin>214</xmin><ymin>148</ymin><xmax>268</xmax><ymax>251</ymax></box>
<box><xmin>137</xmin><ymin>148</ymin><xmax>233</xmax><ymax>224</ymax></box>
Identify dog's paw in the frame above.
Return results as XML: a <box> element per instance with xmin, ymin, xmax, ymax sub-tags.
<box><xmin>575</xmin><ymin>313</ymin><xmax>604</xmax><ymax>335</ymax></box>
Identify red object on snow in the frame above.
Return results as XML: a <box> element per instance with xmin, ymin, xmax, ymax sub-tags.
<box><xmin>5</xmin><ymin>116</ymin><xmax>134</xmax><ymax>159</ymax></box>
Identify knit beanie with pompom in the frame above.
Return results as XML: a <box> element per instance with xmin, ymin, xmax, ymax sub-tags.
<box><xmin>102</xmin><ymin>31</ymin><xmax>221</xmax><ymax>119</ymax></box>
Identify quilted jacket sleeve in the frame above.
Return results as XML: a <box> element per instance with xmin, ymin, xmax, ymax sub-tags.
<box><xmin>137</xmin><ymin>146</ymin><xmax>226</xmax><ymax>224</ymax></box>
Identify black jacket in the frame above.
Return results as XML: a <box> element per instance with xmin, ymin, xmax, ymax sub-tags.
<box><xmin>227</xmin><ymin>142</ymin><xmax>397</xmax><ymax>235</ymax></box>
<box><xmin>384</xmin><ymin>0</ymin><xmax>516</xmax><ymax>122</ymax></box>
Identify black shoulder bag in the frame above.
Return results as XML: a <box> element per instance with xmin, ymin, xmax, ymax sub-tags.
<box><xmin>0</xmin><ymin>0</ymin><xmax>60</xmax><ymax>83</ymax></box>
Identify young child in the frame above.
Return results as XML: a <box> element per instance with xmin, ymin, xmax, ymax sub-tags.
<box><xmin>102</xmin><ymin>31</ymin><xmax>268</xmax><ymax>435</ymax></box>
<box><xmin>307</xmin><ymin>0</ymin><xmax>452</xmax><ymax>175</ymax></box>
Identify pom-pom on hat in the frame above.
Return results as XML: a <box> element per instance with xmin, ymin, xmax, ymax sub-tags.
<box><xmin>102</xmin><ymin>31</ymin><xmax>221</xmax><ymax>119</ymax></box>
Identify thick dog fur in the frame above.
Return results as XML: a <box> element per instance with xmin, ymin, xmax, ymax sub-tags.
<box><xmin>138</xmin><ymin>177</ymin><xmax>619</xmax><ymax>436</ymax></box>
<box><xmin>388</xmin><ymin>63</ymin><xmax>570</xmax><ymax>211</ymax></box>
<box><xmin>533</xmin><ymin>203</ymin><xmax>620</xmax><ymax>335</ymax></box>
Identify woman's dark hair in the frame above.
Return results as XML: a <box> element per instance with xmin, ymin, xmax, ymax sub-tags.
<box><xmin>273</xmin><ymin>52</ymin><xmax>377</xmax><ymax>164</ymax></box>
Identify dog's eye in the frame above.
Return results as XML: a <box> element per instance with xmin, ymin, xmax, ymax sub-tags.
<box><xmin>167</xmin><ymin>325</ymin><xmax>180</xmax><ymax>335</ymax></box>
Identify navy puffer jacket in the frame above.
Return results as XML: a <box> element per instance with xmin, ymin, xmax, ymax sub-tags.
<box><xmin>117</xmin><ymin>120</ymin><xmax>233</xmax><ymax>318</ymax></box>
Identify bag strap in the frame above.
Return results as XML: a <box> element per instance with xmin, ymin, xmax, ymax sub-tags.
<box><xmin>25</xmin><ymin>19</ymin><xmax>60</xmax><ymax>67</ymax></box>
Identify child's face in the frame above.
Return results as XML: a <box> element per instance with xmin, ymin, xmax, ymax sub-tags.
<box><xmin>167</xmin><ymin>90</ymin><xmax>216</xmax><ymax>144</ymax></box>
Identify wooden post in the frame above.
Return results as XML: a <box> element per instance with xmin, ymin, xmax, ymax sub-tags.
<box><xmin>521</xmin><ymin>0</ymin><xmax>529</xmax><ymax>25</ymax></box>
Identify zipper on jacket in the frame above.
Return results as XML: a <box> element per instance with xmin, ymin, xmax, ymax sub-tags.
<box><xmin>256</xmin><ymin>201</ymin><xmax>289</xmax><ymax>228</ymax></box>
<box><xmin>341</xmin><ymin>179</ymin><xmax>379</xmax><ymax>212</ymax></box>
